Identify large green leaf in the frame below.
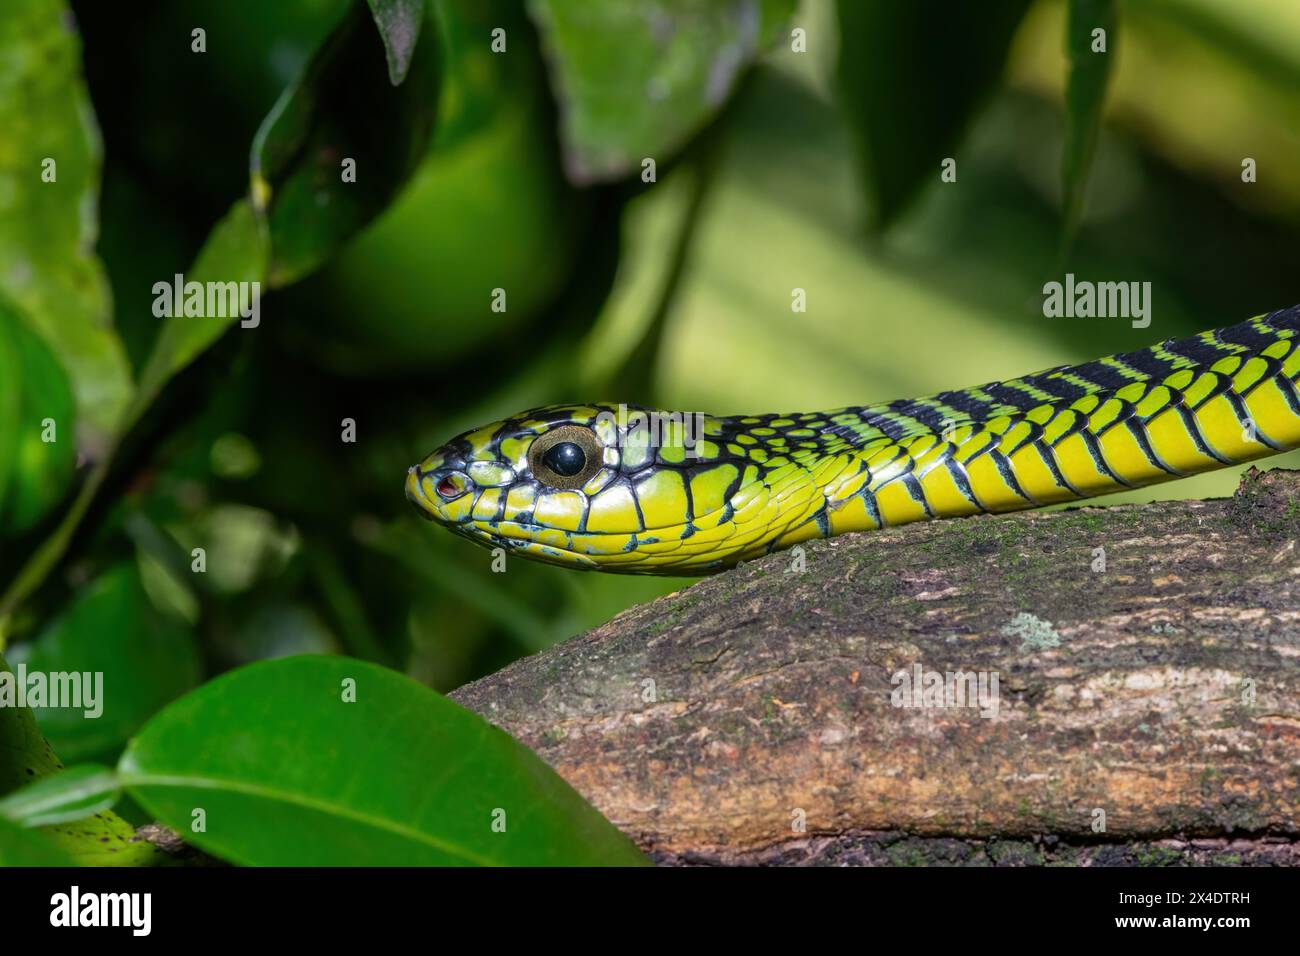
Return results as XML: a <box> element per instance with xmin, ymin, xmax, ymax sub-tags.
<box><xmin>0</xmin><ymin>0</ymin><xmax>132</xmax><ymax>443</ymax></box>
<box><xmin>836</xmin><ymin>0</ymin><xmax>1033</xmax><ymax>230</ymax></box>
<box><xmin>1062</xmin><ymin>0</ymin><xmax>1118</xmax><ymax>253</ymax></box>
<box><xmin>526</xmin><ymin>0</ymin><xmax>796</xmax><ymax>183</ymax></box>
<box><xmin>119</xmin><ymin>656</ymin><xmax>649</xmax><ymax>866</ymax></box>
<box><xmin>0</xmin><ymin>652</ymin><xmax>161</xmax><ymax>865</ymax></box>
<box><xmin>0</xmin><ymin>814</ymin><xmax>78</xmax><ymax>866</ymax></box>
<box><xmin>13</xmin><ymin>563</ymin><xmax>201</xmax><ymax>763</ymax></box>
<box><xmin>366</xmin><ymin>0</ymin><xmax>426</xmax><ymax>85</ymax></box>
<box><xmin>0</xmin><ymin>295</ymin><xmax>77</xmax><ymax>535</ymax></box>
<box><xmin>251</xmin><ymin>1</ymin><xmax>440</xmax><ymax>286</ymax></box>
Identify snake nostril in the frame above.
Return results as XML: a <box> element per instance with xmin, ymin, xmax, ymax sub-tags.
<box><xmin>436</xmin><ymin>473</ymin><xmax>468</xmax><ymax>500</ymax></box>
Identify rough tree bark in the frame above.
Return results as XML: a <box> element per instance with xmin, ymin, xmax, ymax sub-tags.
<box><xmin>452</xmin><ymin>468</ymin><xmax>1300</xmax><ymax>866</ymax></box>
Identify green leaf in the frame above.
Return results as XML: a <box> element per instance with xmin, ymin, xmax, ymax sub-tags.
<box><xmin>0</xmin><ymin>653</ymin><xmax>62</xmax><ymax>797</ymax></box>
<box><xmin>251</xmin><ymin>1</ymin><xmax>440</xmax><ymax>287</ymax></box>
<box><xmin>0</xmin><ymin>306</ymin><xmax>14</xmax><ymax>519</ymax></box>
<box><xmin>0</xmin><ymin>814</ymin><xmax>78</xmax><ymax>866</ymax></box>
<box><xmin>526</xmin><ymin>0</ymin><xmax>796</xmax><ymax>183</ymax></box>
<box><xmin>0</xmin><ymin>652</ymin><xmax>162</xmax><ymax>865</ymax></box>
<box><xmin>1062</xmin><ymin>0</ymin><xmax>1118</xmax><ymax>253</ymax></box>
<box><xmin>0</xmin><ymin>295</ymin><xmax>77</xmax><ymax>535</ymax></box>
<box><xmin>0</xmin><ymin>764</ymin><xmax>119</xmax><ymax>828</ymax></box>
<box><xmin>836</xmin><ymin>0</ymin><xmax>1032</xmax><ymax>230</ymax></box>
<box><xmin>131</xmin><ymin>200</ymin><xmax>269</xmax><ymax>419</ymax></box>
<box><xmin>0</xmin><ymin>0</ymin><xmax>133</xmax><ymax>443</ymax></box>
<box><xmin>366</xmin><ymin>0</ymin><xmax>426</xmax><ymax>85</ymax></box>
<box><xmin>15</xmin><ymin>563</ymin><xmax>201</xmax><ymax>763</ymax></box>
<box><xmin>119</xmin><ymin>656</ymin><xmax>649</xmax><ymax>866</ymax></box>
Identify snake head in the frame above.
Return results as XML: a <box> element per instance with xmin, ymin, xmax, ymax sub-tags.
<box><xmin>406</xmin><ymin>402</ymin><xmax>788</xmax><ymax>573</ymax></box>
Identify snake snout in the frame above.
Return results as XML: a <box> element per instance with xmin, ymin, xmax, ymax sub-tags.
<box><xmin>405</xmin><ymin>468</ymin><xmax>440</xmax><ymax>521</ymax></box>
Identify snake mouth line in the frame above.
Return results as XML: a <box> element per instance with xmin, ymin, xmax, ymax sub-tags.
<box><xmin>448</xmin><ymin>524</ymin><xmax>603</xmax><ymax>569</ymax></box>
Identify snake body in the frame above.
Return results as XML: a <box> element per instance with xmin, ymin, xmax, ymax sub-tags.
<box><xmin>408</xmin><ymin>304</ymin><xmax>1300</xmax><ymax>574</ymax></box>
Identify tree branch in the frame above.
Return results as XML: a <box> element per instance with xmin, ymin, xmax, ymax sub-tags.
<box><xmin>453</xmin><ymin>468</ymin><xmax>1300</xmax><ymax>865</ymax></box>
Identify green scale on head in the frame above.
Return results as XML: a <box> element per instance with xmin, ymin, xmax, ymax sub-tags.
<box><xmin>409</xmin><ymin>304</ymin><xmax>1300</xmax><ymax>574</ymax></box>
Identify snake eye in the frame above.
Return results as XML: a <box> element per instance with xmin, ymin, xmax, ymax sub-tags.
<box><xmin>542</xmin><ymin>442</ymin><xmax>585</xmax><ymax>477</ymax></box>
<box><xmin>527</xmin><ymin>424</ymin><xmax>604</xmax><ymax>490</ymax></box>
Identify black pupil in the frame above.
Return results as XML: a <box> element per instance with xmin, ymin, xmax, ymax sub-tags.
<box><xmin>543</xmin><ymin>442</ymin><xmax>585</xmax><ymax>477</ymax></box>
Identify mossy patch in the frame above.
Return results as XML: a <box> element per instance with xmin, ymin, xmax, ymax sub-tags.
<box><xmin>1228</xmin><ymin>467</ymin><xmax>1300</xmax><ymax>538</ymax></box>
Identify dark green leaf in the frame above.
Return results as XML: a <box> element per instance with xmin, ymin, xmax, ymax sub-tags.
<box><xmin>0</xmin><ymin>764</ymin><xmax>119</xmax><ymax>827</ymax></box>
<box><xmin>0</xmin><ymin>294</ymin><xmax>77</xmax><ymax>535</ymax></box>
<box><xmin>16</xmin><ymin>563</ymin><xmax>201</xmax><ymax>763</ymax></box>
<box><xmin>526</xmin><ymin>0</ymin><xmax>796</xmax><ymax>183</ymax></box>
<box><xmin>119</xmin><ymin>656</ymin><xmax>649</xmax><ymax>866</ymax></box>
<box><xmin>0</xmin><ymin>304</ymin><xmax>13</xmax><ymax>519</ymax></box>
<box><xmin>366</xmin><ymin>0</ymin><xmax>425</xmax><ymax>85</ymax></box>
<box><xmin>0</xmin><ymin>652</ymin><xmax>61</xmax><ymax>798</ymax></box>
<box><xmin>251</xmin><ymin>2</ymin><xmax>440</xmax><ymax>286</ymax></box>
<box><xmin>0</xmin><ymin>652</ymin><xmax>161</xmax><ymax>865</ymax></box>
<box><xmin>1062</xmin><ymin>0</ymin><xmax>1118</xmax><ymax>254</ymax></box>
<box><xmin>130</xmin><ymin>200</ymin><xmax>269</xmax><ymax>417</ymax></box>
<box><xmin>0</xmin><ymin>815</ymin><xmax>78</xmax><ymax>866</ymax></box>
<box><xmin>0</xmin><ymin>0</ymin><xmax>132</xmax><ymax>442</ymax></box>
<box><xmin>836</xmin><ymin>0</ymin><xmax>1032</xmax><ymax>230</ymax></box>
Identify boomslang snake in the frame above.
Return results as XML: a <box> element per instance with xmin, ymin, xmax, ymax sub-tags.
<box><xmin>407</xmin><ymin>304</ymin><xmax>1300</xmax><ymax>574</ymax></box>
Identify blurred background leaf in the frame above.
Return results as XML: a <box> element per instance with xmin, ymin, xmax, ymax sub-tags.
<box><xmin>0</xmin><ymin>295</ymin><xmax>77</xmax><ymax>535</ymax></box>
<box><xmin>0</xmin><ymin>653</ymin><xmax>160</xmax><ymax>864</ymax></box>
<box><xmin>131</xmin><ymin>201</ymin><xmax>269</xmax><ymax>412</ymax></box>
<box><xmin>366</xmin><ymin>0</ymin><xmax>425</xmax><ymax>85</ymax></box>
<box><xmin>0</xmin><ymin>815</ymin><xmax>78</xmax><ymax>866</ymax></box>
<box><xmin>0</xmin><ymin>0</ymin><xmax>133</xmax><ymax>449</ymax></box>
<box><xmin>251</xmin><ymin>0</ymin><xmax>440</xmax><ymax>286</ymax></box>
<box><xmin>1061</xmin><ymin>0</ymin><xmax>1118</xmax><ymax>255</ymax></box>
<box><xmin>0</xmin><ymin>199</ymin><xmax>268</xmax><ymax>623</ymax></box>
<box><xmin>7</xmin><ymin>563</ymin><xmax>201</xmax><ymax>764</ymax></box>
<box><xmin>0</xmin><ymin>763</ymin><xmax>119</xmax><ymax>828</ymax></box>
<box><xmin>526</xmin><ymin>0</ymin><xmax>797</xmax><ymax>182</ymax></box>
<box><xmin>835</xmin><ymin>0</ymin><xmax>1034</xmax><ymax>231</ymax></box>
<box><xmin>293</xmin><ymin>0</ymin><xmax>593</xmax><ymax>373</ymax></box>
<box><xmin>119</xmin><ymin>656</ymin><xmax>650</xmax><ymax>865</ymax></box>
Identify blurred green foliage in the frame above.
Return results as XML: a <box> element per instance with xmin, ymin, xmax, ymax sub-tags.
<box><xmin>0</xmin><ymin>0</ymin><xmax>131</xmax><ymax>441</ymax></box>
<box><xmin>0</xmin><ymin>296</ymin><xmax>76</xmax><ymax>534</ymax></box>
<box><xmin>2</xmin><ymin>0</ymin><xmax>1300</xmax><ymax>864</ymax></box>
<box><xmin>527</xmin><ymin>0</ymin><xmax>797</xmax><ymax>181</ymax></box>
<box><xmin>9</xmin><ymin>563</ymin><xmax>201</xmax><ymax>764</ymax></box>
<box><xmin>836</xmin><ymin>0</ymin><xmax>1033</xmax><ymax>229</ymax></box>
<box><xmin>1061</xmin><ymin>0</ymin><xmax>1117</xmax><ymax>252</ymax></box>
